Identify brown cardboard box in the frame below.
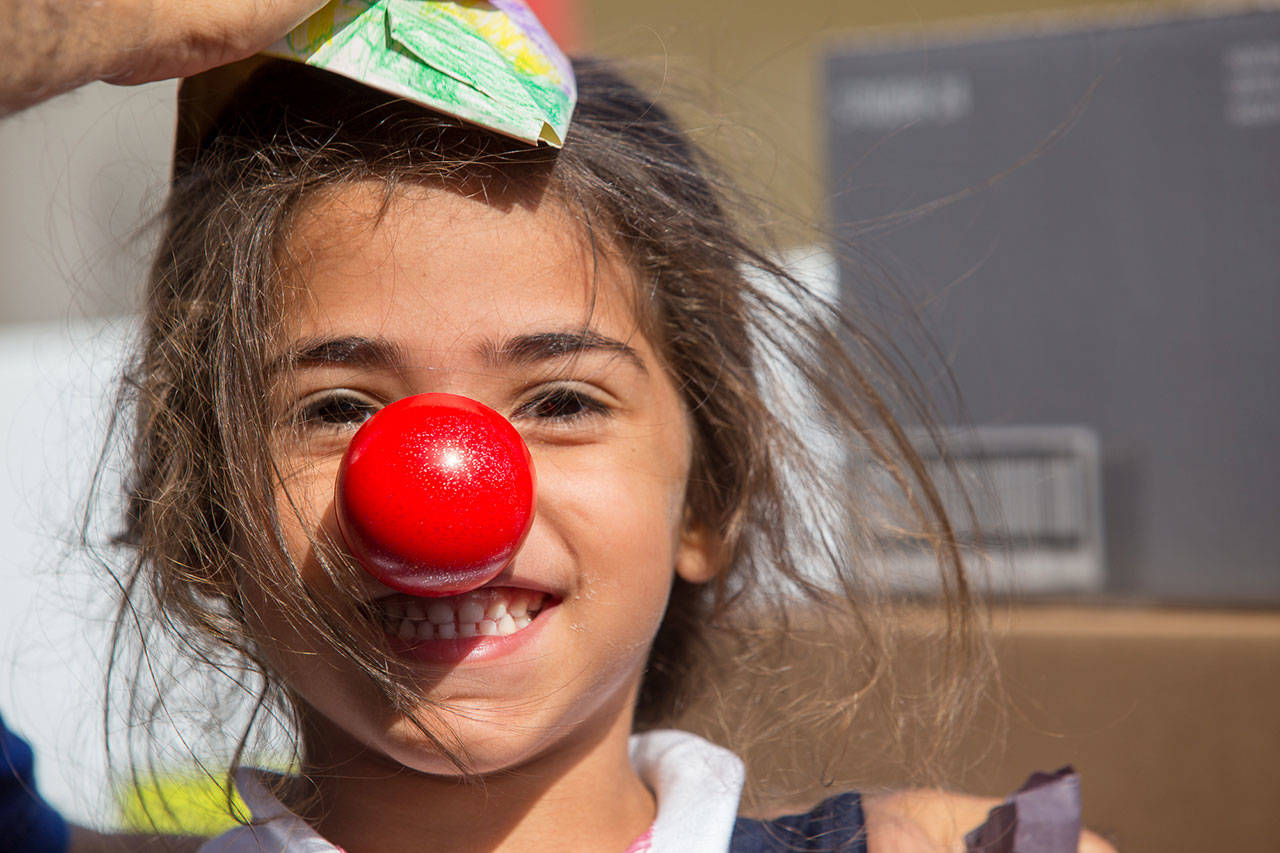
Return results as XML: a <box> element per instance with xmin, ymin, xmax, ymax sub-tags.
<box><xmin>676</xmin><ymin>606</ymin><xmax>1280</xmax><ymax>851</ymax></box>
<box><xmin>964</xmin><ymin>607</ymin><xmax>1280</xmax><ymax>850</ymax></box>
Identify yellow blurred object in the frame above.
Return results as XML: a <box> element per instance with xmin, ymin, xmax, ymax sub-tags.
<box><xmin>117</xmin><ymin>771</ymin><xmax>249</xmax><ymax>836</ymax></box>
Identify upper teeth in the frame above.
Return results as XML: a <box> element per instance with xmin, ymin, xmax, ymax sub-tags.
<box><xmin>381</xmin><ymin>588</ymin><xmax>546</xmax><ymax>641</ymax></box>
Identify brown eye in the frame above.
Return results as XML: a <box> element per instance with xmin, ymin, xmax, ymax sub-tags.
<box><xmin>296</xmin><ymin>392</ymin><xmax>379</xmax><ymax>428</ymax></box>
<box><xmin>517</xmin><ymin>389</ymin><xmax>608</xmax><ymax>423</ymax></box>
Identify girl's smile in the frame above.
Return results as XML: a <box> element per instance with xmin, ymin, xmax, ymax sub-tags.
<box><xmin>378</xmin><ymin>586</ymin><xmax>561</xmax><ymax>664</ymax></box>
<box><xmin>251</xmin><ymin>176</ymin><xmax>717</xmax><ymax>818</ymax></box>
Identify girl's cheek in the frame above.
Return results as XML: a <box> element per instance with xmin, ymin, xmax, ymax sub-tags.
<box><xmin>272</xmin><ymin>457</ymin><xmax>344</xmax><ymax>571</ymax></box>
<box><xmin>535</xmin><ymin>447</ymin><xmax>688</xmax><ymax>584</ymax></box>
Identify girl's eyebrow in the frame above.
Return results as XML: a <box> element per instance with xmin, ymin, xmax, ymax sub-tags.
<box><xmin>276</xmin><ymin>331</ymin><xmax>647</xmax><ymax>374</ymax></box>
<box><xmin>279</xmin><ymin>335</ymin><xmax>407</xmax><ymax>372</ymax></box>
<box><xmin>481</xmin><ymin>330</ymin><xmax>649</xmax><ymax>374</ymax></box>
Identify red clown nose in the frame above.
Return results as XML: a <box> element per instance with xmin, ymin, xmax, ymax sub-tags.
<box><xmin>336</xmin><ymin>393</ymin><xmax>536</xmax><ymax>596</ymax></box>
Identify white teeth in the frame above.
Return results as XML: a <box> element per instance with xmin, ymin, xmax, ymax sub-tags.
<box><xmin>458</xmin><ymin>600</ymin><xmax>485</xmax><ymax>623</ymax></box>
<box><xmin>384</xmin><ymin>589</ymin><xmax>548</xmax><ymax>642</ymax></box>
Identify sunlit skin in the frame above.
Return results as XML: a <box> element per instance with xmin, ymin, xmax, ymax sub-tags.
<box><xmin>243</xmin><ymin>180</ymin><xmax>717</xmax><ymax>853</ymax></box>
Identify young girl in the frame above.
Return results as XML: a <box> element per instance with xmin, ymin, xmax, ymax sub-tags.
<box><xmin>85</xmin><ymin>55</ymin><xmax>1105</xmax><ymax>853</ymax></box>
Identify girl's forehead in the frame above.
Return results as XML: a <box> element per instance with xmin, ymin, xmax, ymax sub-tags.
<box><xmin>280</xmin><ymin>181</ymin><xmax>650</xmax><ymax>356</ymax></box>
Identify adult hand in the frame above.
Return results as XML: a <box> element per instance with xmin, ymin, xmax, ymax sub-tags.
<box><xmin>0</xmin><ymin>0</ymin><xmax>327</xmax><ymax>115</ymax></box>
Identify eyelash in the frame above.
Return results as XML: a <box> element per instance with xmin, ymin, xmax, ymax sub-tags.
<box><xmin>514</xmin><ymin>387</ymin><xmax>610</xmax><ymax>425</ymax></box>
<box><xmin>293</xmin><ymin>387</ymin><xmax>608</xmax><ymax>431</ymax></box>
<box><xmin>295</xmin><ymin>392</ymin><xmax>379</xmax><ymax>429</ymax></box>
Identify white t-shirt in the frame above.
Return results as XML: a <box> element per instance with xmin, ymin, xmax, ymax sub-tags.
<box><xmin>199</xmin><ymin>729</ymin><xmax>745</xmax><ymax>853</ymax></box>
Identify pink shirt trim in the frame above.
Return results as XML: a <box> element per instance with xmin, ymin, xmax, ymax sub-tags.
<box><xmin>622</xmin><ymin>825</ymin><xmax>654</xmax><ymax>853</ymax></box>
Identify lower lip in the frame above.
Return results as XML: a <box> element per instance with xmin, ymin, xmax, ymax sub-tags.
<box><xmin>386</xmin><ymin>600</ymin><xmax>558</xmax><ymax>665</ymax></box>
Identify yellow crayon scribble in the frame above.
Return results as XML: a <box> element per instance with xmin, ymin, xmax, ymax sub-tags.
<box><xmin>285</xmin><ymin>0</ymin><xmax>339</xmax><ymax>53</ymax></box>
<box><xmin>445</xmin><ymin>3</ymin><xmax>560</xmax><ymax>83</ymax></box>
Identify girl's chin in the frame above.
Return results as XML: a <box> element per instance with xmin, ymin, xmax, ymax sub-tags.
<box><xmin>377</xmin><ymin>713</ymin><xmax>564</xmax><ymax>779</ymax></box>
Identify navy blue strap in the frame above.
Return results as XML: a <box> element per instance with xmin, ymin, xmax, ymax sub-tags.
<box><xmin>729</xmin><ymin>792</ymin><xmax>867</xmax><ymax>852</ymax></box>
<box><xmin>1</xmin><ymin>713</ymin><xmax>70</xmax><ymax>853</ymax></box>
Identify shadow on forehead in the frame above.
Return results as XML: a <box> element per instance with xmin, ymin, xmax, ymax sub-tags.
<box><xmin>193</xmin><ymin>59</ymin><xmax>561</xmax><ymax>214</ymax></box>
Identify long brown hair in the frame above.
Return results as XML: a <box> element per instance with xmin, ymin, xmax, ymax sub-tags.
<box><xmin>104</xmin><ymin>57</ymin><xmax>988</xmax><ymax>818</ymax></box>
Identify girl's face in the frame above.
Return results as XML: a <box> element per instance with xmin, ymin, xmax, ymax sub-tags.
<box><xmin>253</xmin><ymin>180</ymin><xmax>716</xmax><ymax>777</ymax></box>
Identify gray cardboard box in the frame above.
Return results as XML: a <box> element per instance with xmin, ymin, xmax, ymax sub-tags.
<box><xmin>826</xmin><ymin>9</ymin><xmax>1280</xmax><ymax>601</ymax></box>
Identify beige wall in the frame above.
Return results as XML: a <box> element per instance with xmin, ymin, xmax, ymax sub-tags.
<box><xmin>0</xmin><ymin>80</ymin><xmax>173</xmax><ymax>323</ymax></box>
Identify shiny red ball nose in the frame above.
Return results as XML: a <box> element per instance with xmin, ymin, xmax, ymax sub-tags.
<box><xmin>335</xmin><ymin>393</ymin><xmax>536</xmax><ymax>596</ymax></box>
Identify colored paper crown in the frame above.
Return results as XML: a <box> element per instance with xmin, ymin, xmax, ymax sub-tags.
<box><xmin>175</xmin><ymin>0</ymin><xmax>576</xmax><ymax>168</ymax></box>
<box><xmin>265</xmin><ymin>0</ymin><xmax>575</xmax><ymax>147</ymax></box>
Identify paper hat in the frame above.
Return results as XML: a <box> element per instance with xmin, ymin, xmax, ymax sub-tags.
<box><xmin>175</xmin><ymin>0</ymin><xmax>576</xmax><ymax>170</ymax></box>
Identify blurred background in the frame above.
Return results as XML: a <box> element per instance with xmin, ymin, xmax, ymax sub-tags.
<box><xmin>1</xmin><ymin>0</ymin><xmax>1276</xmax><ymax>849</ymax></box>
